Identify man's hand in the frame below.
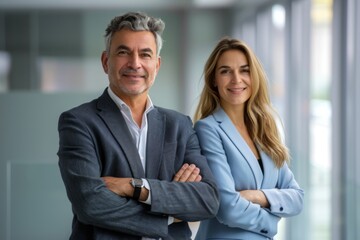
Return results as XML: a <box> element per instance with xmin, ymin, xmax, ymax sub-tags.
<box><xmin>102</xmin><ymin>177</ymin><xmax>132</xmax><ymax>197</ymax></box>
<box><xmin>173</xmin><ymin>163</ymin><xmax>202</xmax><ymax>182</ymax></box>
<box><xmin>172</xmin><ymin>163</ymin><xmax>202</xmax><ymax>223</ymax></box>
<box><xmin>102</xmin><ymin>177</ymin><xmax>149</xmax><ymax>201</ymax></box>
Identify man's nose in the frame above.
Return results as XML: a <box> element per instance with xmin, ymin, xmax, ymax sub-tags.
<box><xmin>128</xmin><ymin>54</ymin><xmax>141</xmax><ymax>69</ymax></box>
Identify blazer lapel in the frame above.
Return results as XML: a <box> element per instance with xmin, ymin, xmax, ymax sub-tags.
<box><xmin>214</xmin><ymin>108</ymin><xmax>263</xmax><ymax>189</ymax></box>
<box><xmin>259</xmin><ymin>150</ymin><xmax>278</xmax><ymax>187</ymax></box>
<box><xmin>96</xmin><ymin>89</ymin><xmax>145</xmax><ymax>178</ymax></box>
<box><xmin>145</xmin><ymin>108</ymin><xmax>164</xmax><ymax>179</ymax></box>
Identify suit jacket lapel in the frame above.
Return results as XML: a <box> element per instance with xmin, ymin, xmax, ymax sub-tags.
<box><xmin>259</xmin><ymin>150</ymin><xmax>277</xmax><ymax>187</ymax></box>
<box><xmin>96</xmin><ymin>89</ymin><xmax>145</xmax><ymax>178</ymax></box>
<box><xmin>214</xmin><ymin>108</ymin><xmax>263</xmax><ymax>188</ymax></box>
<box><xmin>145</xmin><ymin>108</ymin><xmax>164</xmax><ymax>179</ymax></box>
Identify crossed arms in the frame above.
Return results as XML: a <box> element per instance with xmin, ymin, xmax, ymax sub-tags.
<box><xmin>102</xmin><ymin>163</ymin><xmax>202</xmax><ymax>201</ymax></box>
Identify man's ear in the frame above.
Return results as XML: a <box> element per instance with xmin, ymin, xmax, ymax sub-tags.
<box><xmin>101</xmin><ymin>51</ymin><xmax>109</xmax><ymax>73</ymax></box>
<box><xmin>155</xmin><ymin>56</ymin><xmax>161</xmax><ymax>75</ymax></box>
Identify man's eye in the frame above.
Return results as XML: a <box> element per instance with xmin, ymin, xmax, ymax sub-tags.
<box><xmin>117</xmin><ymin>50</ymin><xmax>128</xmax><ymax>55</ymax></box>
<box><xmin>141</xmin><ymin>53</ymin><xmax>152</xmax><ymax>58</ymax></box>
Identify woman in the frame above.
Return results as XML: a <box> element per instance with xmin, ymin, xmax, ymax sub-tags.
<box><xmin>194</xmin><ymin>37</ymin><xmax>304</xmax><ymax>240</ymax></box>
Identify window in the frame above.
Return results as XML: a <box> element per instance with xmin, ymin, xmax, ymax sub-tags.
<box><xmin>309</xmin><ymin>0</ymin><xmax>332</xmax><ymax>239</ymax></box>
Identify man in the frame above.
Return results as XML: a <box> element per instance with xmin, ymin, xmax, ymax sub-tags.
<box><xmin>57</xmin><ymin>12</ymin><xmax>219</xmax><ymax>240</ymax></box>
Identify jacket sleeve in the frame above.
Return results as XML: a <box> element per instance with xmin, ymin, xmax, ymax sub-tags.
<box><xmin>194</xmin><ymin>120</ymin><xmax>280</xmax><ymax>238</ymax></box>
<box><xmin>57</xmin><ymin>111</ymin><xmax>168</xmax><ymax>238</ymax></box>
<box><xmin>146</xmin><ymin>116</ymin><xmax>220</xmax><ymax>221</ymax></box>
<box><xmin>261</xmin><ymin>162</ymin><xmax>304</xmax><ymax>218</ymax></box>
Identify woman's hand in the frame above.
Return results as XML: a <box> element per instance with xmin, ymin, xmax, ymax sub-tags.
<box><xmin>240</xmin><ymin>189</ymin><xmax>270</xmax><ymax>208</ymax></box>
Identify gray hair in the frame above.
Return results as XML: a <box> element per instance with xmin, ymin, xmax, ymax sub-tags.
<box><xmin>104</xmin><ymin>12</ymin><xmax>165</xmax><ymax>56</ymax></box>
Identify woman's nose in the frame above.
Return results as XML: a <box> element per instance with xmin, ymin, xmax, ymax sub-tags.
<box><xmin>232</xmin><ymin>72</ymin><xmax>243</xmax><ymax>83</ymax></box>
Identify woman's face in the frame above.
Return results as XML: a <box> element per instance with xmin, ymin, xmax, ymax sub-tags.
<box><xmin>214</xmin><ymin>49</ymin><xmax>252</xmax><ymax>109</ymax></box>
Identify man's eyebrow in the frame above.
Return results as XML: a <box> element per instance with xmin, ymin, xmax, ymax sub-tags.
<box><xmin>115</xmin><ymin>45</ymin><xmax>130</xmax><ymax>51</ymax></box>
<box><xmin>114</xmin><ymin>45</ymin><xmax>154</xmax><ymax>55</ymax></box>
<box><xmin>140</xmin><ymin>48</ymin><xmax>154</xmax><ymax>54</ymax></box>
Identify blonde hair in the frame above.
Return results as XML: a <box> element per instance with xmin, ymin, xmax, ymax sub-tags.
<box><xmin>194</xmin><ymin>37</ymin><xmax>289</xmax><ymax>167</ymax></box>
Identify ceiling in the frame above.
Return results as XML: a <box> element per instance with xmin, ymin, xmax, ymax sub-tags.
<box><xmin>0</xmin><ymin>0</ymin><xmax>271</xmax><ymax>10</ymax></box>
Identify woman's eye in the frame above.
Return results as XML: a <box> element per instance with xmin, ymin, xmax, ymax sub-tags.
<box><xmin>220</xmin><ymin>69</ymin><xmax>230</xmax><ymax>74</ymax></box>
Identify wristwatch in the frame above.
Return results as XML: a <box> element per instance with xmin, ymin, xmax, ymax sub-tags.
<box><xmin>131</xmin><ymin>178</ymin><xmax>144</xmax><ymax>200</ymax></box>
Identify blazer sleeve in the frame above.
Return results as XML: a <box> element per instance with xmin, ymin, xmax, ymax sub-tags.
<box><xmin>146</xmin><ymin>115</ymin><xmax>220</xmax><ymax>222</ymax></box>
<box><xmin>195</xmin><ymin>120</ymin><xmax>280</xmax><ymax>238</ymax></box>
<box><xmin>261</xmin><ymin>162</ymin><xmax>304</xmax><ymax>218</ymax></box>
<box><xmin>57</xmin><ymin>111</ymin><xmax>168</xmax><ymax>238</ymax></box>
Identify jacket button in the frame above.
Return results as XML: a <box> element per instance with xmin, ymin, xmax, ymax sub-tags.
<box><xmin>280</xmin><ymin>207</ymin><xmax>284</xmax><ymax>211</ymax></box>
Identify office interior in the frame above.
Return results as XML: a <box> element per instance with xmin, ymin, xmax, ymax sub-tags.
<box><xmin>0</xmin><ymin>0</ymin><xmax>359</xmax><ymax>239</ymax></box>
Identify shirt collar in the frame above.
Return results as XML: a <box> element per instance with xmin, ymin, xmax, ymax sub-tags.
<box><xmin>107</xmin><ymin>87</ymin><xmax>154</xmax><ymax>114</ymax></box>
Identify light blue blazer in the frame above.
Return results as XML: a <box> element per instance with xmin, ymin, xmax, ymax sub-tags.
<box><xmin>194</xmin><ymin>108</ymin><xmax>304</xmax><ymax>240</ymax></box>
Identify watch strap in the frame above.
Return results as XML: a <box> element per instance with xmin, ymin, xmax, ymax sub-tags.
<box><xmin>131</xmin><ymin>178</ymin><xmax>142</xmax><ymax>200</ymax></box>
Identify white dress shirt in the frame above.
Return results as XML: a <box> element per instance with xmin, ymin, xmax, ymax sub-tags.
<box><xmin>108</xmin><ymin>88</ymin><xmax>169</xmax><ymax>240</ymax></box>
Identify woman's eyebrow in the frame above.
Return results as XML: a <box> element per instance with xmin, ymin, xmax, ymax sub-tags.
<box><xmin>217</xmin><ymin>65</ymin><xmax>231</xmax><ymax>70</ymax></box>
<box><xmin>240</xmin><ymin>64</ymin><xmax>249</xmax><ymax>69</ymax></box>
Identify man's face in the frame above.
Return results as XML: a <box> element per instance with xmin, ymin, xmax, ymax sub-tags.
<box><xmin>101</xmin><ymin>29</ymin><xmax>161</xmax><ymax>99</ymax></box>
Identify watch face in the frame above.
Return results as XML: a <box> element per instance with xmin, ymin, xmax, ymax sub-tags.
<box><xmin>132</xmin><ymin>178</ymin><xmax>143</xmax><ymax>187</ymax></box>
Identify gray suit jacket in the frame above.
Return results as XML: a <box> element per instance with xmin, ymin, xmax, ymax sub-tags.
<box><xmin>57</xmin><ymin>89</ymin><xmax>219</xmax><ymax>240</ymax></box>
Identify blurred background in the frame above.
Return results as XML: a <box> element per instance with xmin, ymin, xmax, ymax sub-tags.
<box><xmin>0</xmin><ymin>0</ymin><xmax>359</xmax><ymax>239</ymax></box>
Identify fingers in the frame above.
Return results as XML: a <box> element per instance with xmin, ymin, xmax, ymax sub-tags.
<box><xmin>102</xmin><ymin>176</ymin><xmax>111</xmax><ymax>186</ymax></box>
<box><xmin>173</xmin><ymin>163</ymin><xmax>202</xmax><ymax>182</ymax></box>
<box><xmin>187</xmin><ymin>166</ymin><xmax>200</xmax><ymax>182</ymax></box>
<box><xmin>101</xmin><ymin>177</ymin><xmax>116</xmax><ymax>192</ymax></box>
<box><xmin>195</xmin><ymin>175</ymin><xmax>202</xmax><ymax>182</ymax></box>
<box><xmin>101</xmin><ymin>177</ymin><xmax>130</xmax><ymax>196</ymax></box>
<box><xmin>173</xmin><ymin>163</ymin><xmax>189</xmax><ymax>181</ymax></box>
